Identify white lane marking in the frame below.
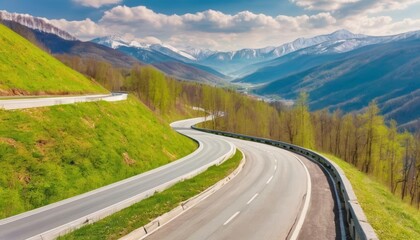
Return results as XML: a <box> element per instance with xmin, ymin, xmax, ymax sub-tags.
<box><xmin>266</xmin><ymin>175</ymin><xmax>273</xmax><ymax>184</ymax></box>
<box><xmin>275</xmin><ymin>159</ymin><xmax>278</xmax><ymax>164</ymax></box>
<box><xmin>223</xmin><ymin>211</ymin><xmax>240</xmax><ymax>226</ymax></box>
<box><xmin>274</xmin><ymin>165</ymin><xmax>277</xmax><ymax>171</ymax></box>
<box><xmin>247</xmin><ymin>193</ymin><xmax>259</xmax><ymax>205</ymax></box>
<box><xmin>289</xmin><ymin>154</ymin><xmax>312</xmax><ymax>240</ymax></box>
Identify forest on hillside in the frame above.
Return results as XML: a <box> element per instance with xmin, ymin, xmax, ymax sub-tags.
<box><xmin>58</xmin><ymin>55</ymin><xmax>420</xmax><ymax>208</ymax></box>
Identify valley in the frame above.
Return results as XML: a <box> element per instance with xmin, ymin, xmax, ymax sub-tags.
<box><xmin>0</xmin><ymin>3</ymin><xmax>419</xmax><ymax>240</ymax></box>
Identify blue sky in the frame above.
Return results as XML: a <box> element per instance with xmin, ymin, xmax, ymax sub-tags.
<box><xmin>0</xmin><ymin>0</ymin><xmax>305</xmax><ymax>20</ymax></box>
<box><xmin>1</xmin><ymin>0</ymin><xmax>420</xmax><ymax>50</ymax></box>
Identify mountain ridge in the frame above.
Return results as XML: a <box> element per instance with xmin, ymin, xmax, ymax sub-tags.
<box><xmin>0</xmin><ymin>10</ymin><xmax>76</xmax><ymax>41</ymax></box>
<box><xmin>254</xmin><ymin>38</ymin><xmax>420</xmax><ymax>127</ymax></box>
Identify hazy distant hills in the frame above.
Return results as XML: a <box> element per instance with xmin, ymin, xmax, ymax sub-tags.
<box><xmin>255</xmin><ymin>38</ymin><xmax>420</xmax><ymax>126</ymax></box>
<box><xmin>187</xmin><ymin>29</ymin><xmax>367</xmax><ymax>75</ymax></box>
<box><xmin>93</xmin><ymin>30</ymin><xmax>368</xmax><ymax>76</ymax></box>
<box><xmin>235</xmin><ymin>30</ymin><xmax>420</xmax><ymax>84</ymax></box>
<box><xmin>91</xmin><ymin>36</ymin><xmax>230</xmax><ymax>83</ymax></box>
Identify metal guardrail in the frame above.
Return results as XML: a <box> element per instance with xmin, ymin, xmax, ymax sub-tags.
<box><xmin>192</xmin><ymin>126</ymin><xmax>378</xmax><ymax>240</ymax></box>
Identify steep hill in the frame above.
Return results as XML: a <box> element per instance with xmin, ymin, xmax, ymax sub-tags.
<box><xmin>0</xmin><ymin>24</ymin><xmax>106</xmax><ymax>96</ymax></box>
<box><xmin>0</xmin><ymin>23</ymin><xmax>198</xmax><ymax>219</ymax></box>
<box><xmin>0</xmin><ymin>97</ymin><xmax>197</xmax><ymax>218</ymax></box>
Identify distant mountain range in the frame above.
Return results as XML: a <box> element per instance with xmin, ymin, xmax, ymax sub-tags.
<box><xmin>235</xmin><ymin>30</ymin><xmax>420</xmax><ymax>84</ymax></box>
<box><xmin>253</xmin><ymin>36</ymin><xmax>420</xmax><ymax>128</ymax></box>
<box><xmin>92</xmin><ymin>29</ymin><xmax>368</xmax><ymax>76</ymax></box>
<box><xmin>0</xmin><ymin>11</ymin><xmax>228</xmax><ymax>84</ymax></box>
<box><xmin>91</xmin><ymin>36</ymin><xmax>229</xmax><ymax>83</ymax></box>
<box><xmin>1</xmin><ymin>9</ymin><xmax>419</xmax><ymax>129</ymax></box>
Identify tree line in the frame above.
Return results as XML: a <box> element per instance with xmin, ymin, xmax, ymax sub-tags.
<box><xmin>58</xmin><ymin>55</ymin><xmax>420</xmax><ymax>208</ymax></box>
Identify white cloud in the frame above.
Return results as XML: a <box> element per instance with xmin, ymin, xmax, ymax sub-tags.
<box><xmin>342</xmin><ymin>15</ymin><xmax>420</xmax><ymax>36</ymax></box>
<box><xmin>49</xmin><ymin>18</ymin><xmax>106</xmax><ymax>39</ymax></box>
<box><xmin>48</xmin><ymin>5</ymin><xmax>420</xmax><ymax>51</ymax></box>
<box><xmin>73</xmin><ymin>0</ymin><xmax>122</xmax><ymax>8</ymax></box>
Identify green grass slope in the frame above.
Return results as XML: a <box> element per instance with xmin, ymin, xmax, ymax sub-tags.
<box><xmin>60</xmin><ymin>150</ymin><xmax>243</xmax><ymax>240</ymax></box>
<box><xmin>0</xmin><ymin>24</ymin><xmax>106</xmax><ymax>95</ymax></box>
<box><xmin>324</xmin><ymin>154</ymin><xmax>420</xmax><ymax>240</ymax></box>
<box><xmin>0</xmin><ymin>96</ymin><xmax>197</xmax><ymax>218</ymax></box>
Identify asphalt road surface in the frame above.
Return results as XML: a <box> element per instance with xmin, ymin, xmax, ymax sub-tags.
<box><xmin>0</xmin><ymin>116</ymin><xmax>339</xmax><ymax>239</ymax></box>
<box><xmin>146</xmin><ymin>133</ymin><xmax>340</xmax><ymax>240</ymax></box>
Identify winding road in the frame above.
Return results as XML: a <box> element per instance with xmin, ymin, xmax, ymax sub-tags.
<box><xmin>146</xmin><ymin>126</ymin><xmax>340</xmax><ymax>240</ymax></box>
<box><xmin>0</xmin><ymin>117</ymin><xmax>234</xmax><ymax>240</ymax></box>
<box><xmin>0</xmin><ymin>95</ymin><xmax>340</xmax><ymax>240</ymax></box>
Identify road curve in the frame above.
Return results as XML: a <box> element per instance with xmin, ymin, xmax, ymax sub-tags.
<box><xmin>145</xmin><ymin>132</ymin><xmax>340</xmax><ymax>240</ymax></box>
<box><xmin>0</xmin><ymin>117</ymin><xmax>233</xmax><ymax>240</ymax></box>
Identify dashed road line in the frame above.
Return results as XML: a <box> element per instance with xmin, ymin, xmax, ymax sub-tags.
<box><xmin>266</xmin><ymin>175</ymin><xmax>273</xmax><ymax>184</ymax></box>
<box><xmin>223</xmin><ymin>211</ymin><xmax>240</xmax><ymax>226</ymax></box>
<box><xmin>247</xmin><ymin>193</ymin><xmax>259</xmax><ymax>205</ymax></box>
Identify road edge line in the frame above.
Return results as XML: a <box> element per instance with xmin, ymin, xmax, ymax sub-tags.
<box><xmin>289</xmin><ymin>154</ymin><xmax>312</xmax><ymax>240</ymax></box>
<box><xmin>121</xmin><ymin>150</ymin><xmax>246</xmax><ymax>240</ymax></box>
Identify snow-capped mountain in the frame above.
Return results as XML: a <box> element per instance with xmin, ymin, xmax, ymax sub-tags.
<box><xmin>90</xmin><ymin>36</ymin><xmax>229</xmax><ymax>83</ymax></box>
<box><xmin>179</xmin><ymin>29</ymin><xmax>368</xmax><ymax>74</ymax></box>
<box><xmin>91</xmin><ymin>35</ymin><xmax>132</xmax><ymax>49</ymax></box>
<box><xmin>91</xmin><ymin>29</ymin><xmax>420</xmax><ymax>77</ymax></box>
<box><xmin>183</xmin><ymin>47</ymin><xmax>217</xmax><ymax>60</ymax></box>
<box><xmin>235</xmin><ymin>29</ymin><xmax>420</xmax><ymax>84</ymax></box>
<box><xmin>91</xmin><ymin>36</ymin><xmax>197</xmax><ymax>62</ymax></box>
<box><xmin>0</xmin><ymin>10</ymin><xmax>76</xmax><ymax>41</ymax></box>
<box><xmin>149</xmin><ymin>44</ymin><xmax>196</xmax><ymax>61</ymax></box>
<box><xmin>295</xmin><ymin>30</ymin><xmax>420</xmax><ymax>56</ymax></box>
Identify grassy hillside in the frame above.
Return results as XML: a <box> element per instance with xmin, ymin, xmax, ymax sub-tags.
<box><xmin>0</xmin><ymin>24</ymin><xmax>106</xmax><ymax>95</ymax></box>
<box><xmin>0</xmin><ymin>96</ymin><xmax>197</xmax><ymax>218</ymax></box>
<box><xmin>60</xmin><ymin>150</ymin><xmax>243</xmax><ymax>240</ymax></box>
<box><xmin>324</xmin><ymin>154</ymin><xmax>420</xmax><ymax>240</ymax></box>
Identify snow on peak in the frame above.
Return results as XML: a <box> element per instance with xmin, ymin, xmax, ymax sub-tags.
<box><xmin>159</xmin><ymin>44</ymin><xmax>197</xmax><ymax>60</ymax></box>
<box><xmin>129</xmin><ymin>40</ymin><xmax>150</xmax><ymax>49</ymax></box>
<box><xmin>0</xmin><ymin>10</ymin><xmax>77</xmax><ymax>41</ymax></box>
<box><xmin>91</xmin><ymin>35</ymin><xmax>129</xmax><ymax>49</ymax></box>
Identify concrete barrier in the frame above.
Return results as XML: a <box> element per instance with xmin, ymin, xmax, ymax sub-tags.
<box><xmin>120</xmin><ymin>153</ymin><xmax>246</xmax><ymax>240</ymax></box>
<box><xmin>0</xmin><ymin>92</ymin><xmax>128</xmax><ymax>110</ymax></box>
<box><xmin>192</xmin><ymin>126</ymin><xmax>378</xmax><ymax>240</ymax></box>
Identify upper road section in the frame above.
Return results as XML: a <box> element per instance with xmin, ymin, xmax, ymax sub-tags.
<box><xmin>0</xmin><ymin>92</ymin><xmax>128</xmax><ymax>110</ymax></box>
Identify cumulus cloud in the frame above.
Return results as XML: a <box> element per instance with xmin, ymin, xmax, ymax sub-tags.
<box><xmin>48</xmin><ymin>5</ymin><xmax>420</xmax><ymax>50</ymax></box>
<box><xmin>49</xmin><ymin>18</ymin><xmax>106</xmax><ymax>39</ymax></box>
<box><xmin>73</xmin><ymin>0</ymin><xmax>122</xmax><ymax>8</ymax></box>
<box><xmin>99</xmin><ymin>6</ymin><xmax>336</xmax><ymax>33</ymax></box>
<box><xmin>342</xmin><ymin>15</ymin><xmax>420</xmax><ymax>36</ymax></box>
